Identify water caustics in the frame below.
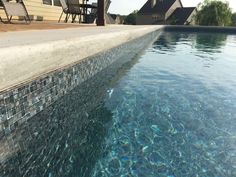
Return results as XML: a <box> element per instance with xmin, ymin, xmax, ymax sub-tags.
<box><xmin>93</xmin><ymin>32</ymin><xmax>236</xmax><ymax>177</ymax></box>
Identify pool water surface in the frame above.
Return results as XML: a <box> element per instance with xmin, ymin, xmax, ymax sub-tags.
<box><xmin>1</xmin><ymin>32</ymin><xmax>236</xmax><ymax>177</ymax></box>
<box><xmin>92</xmin><ymin>32</ymin><xmax>236</xmax><ymax>177</ymax></box>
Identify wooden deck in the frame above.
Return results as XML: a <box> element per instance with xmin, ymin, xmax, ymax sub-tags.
<box><xmin>0</xmin><ymin>22</ymin><xmax>95</xmax><ymax>32</ymax></box>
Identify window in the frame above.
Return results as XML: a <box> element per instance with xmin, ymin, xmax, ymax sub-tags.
<box><xmin>152</xmin><ymin>15</ymin><xmax>161</xmax><ymax>20</ymax></box>
<box><xmin>43</xmin><ymin>0</ymin><xmax>61</xmax><ymax>7</ymax></box>
<box><xmin>43</xmin><ymin>0</ymin><xmax>52</xmax><ymax>5</ymax></box>
<box><xmin>53</xmin><ymin>0</ymin><xmax>61</xmax><ymax>6</ymax></box>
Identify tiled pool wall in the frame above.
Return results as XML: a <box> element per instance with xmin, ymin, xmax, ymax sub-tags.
<box><xmin>0</xmin><ymin>30</ymin><xmax>160</xmax><ymax>136</ymax></box>
<box><xmin>0</xmin><ymin>37</ymin><xmax>150</xmax><ymax>175</ymax></box>
<box><xmin>164</xmin><ymin>25</ymin><xmax>236</xmax><ymax>34</ymax></box>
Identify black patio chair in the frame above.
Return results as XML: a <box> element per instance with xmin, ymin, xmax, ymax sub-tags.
<box><xmin>58</xmin><ymin>0</ymin><xmax>83</xmax><ymax>23</ymax></box>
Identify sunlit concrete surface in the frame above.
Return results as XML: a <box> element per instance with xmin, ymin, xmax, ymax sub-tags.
<box><xmin>0</xmin><ymin>25</ymin><xmax>162</xmax><ymax>92</ymax></box>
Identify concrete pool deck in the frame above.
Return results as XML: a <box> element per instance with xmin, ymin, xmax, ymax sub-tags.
<box><xmin>0</xmin><ymin>25</ymin><xmax>162</xmax><ymax>92</ymax></box>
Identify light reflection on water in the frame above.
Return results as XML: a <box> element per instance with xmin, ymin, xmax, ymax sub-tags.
<box><xmin>93</xmin><ymin>32</ymin><xmax>236</xmax><ymax>177</ymax></box>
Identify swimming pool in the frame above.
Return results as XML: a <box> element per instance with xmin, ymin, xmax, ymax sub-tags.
<box><xmin>91</xmin><ymin>32</ymin><xmax>236</xmax><ymax>177</ymax></box>
<box><xmin>1</xmin><ymin>31</ymin><xmax>236</xmax><ymax>177</ymax></box>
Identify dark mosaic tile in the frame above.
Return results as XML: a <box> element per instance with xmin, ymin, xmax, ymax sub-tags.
<box><xmin>0</xmin><ymin>31</ymin><xmax>158</xmax><ymax>137</ymax></box>
<box><xmin>0</xmin><ymin>94</ymin><xmax>4</xmax><ymax>102</ymax></box>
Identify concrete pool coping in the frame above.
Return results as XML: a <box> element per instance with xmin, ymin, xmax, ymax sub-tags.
<box><xmin>0</xmin><ymin>25</ymin><xmax>162</xmax><ymax>92</ymax></box>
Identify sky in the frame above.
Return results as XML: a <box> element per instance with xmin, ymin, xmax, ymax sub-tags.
<box><xmin>91</xmin><ymin>0</ymin><xmax>236</xmax><ymax>15</ymax></box>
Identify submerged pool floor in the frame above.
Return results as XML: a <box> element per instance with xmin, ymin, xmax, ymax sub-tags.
<box><xmin>92</xmin><ymin>32</ymin><xmax>236</xmax><ymax>177</ymax></box>
<box><xmin>1</xmin><ymin>32</ymin><xmax>236</xmax><ymax>177</ymax></box>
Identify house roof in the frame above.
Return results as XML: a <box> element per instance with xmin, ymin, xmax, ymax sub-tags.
<box><xmin>167</xmin><ymin>7</ymin><xmax>196</xmax><ymax>25</ymax></box>
<box><xmin>105</xmin><ymin>13</ymin><xmax>116</xmax><ymax>24</ymax></box>
<box><xmin>110</xmin><ymin>14</ymin><xmax>125</xmax><ymax>23</ymax></box>
<box><xmin>138</xmin><ymin>0</ymin><xmax>179</xmax><ymax>15</ymax></box>
<box><xmin>110</xmin><ymin>14</ymin><xmax>119</xmax><ymax>20</ymax></box>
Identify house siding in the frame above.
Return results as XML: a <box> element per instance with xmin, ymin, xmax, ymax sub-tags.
<box><xmin>0</xmin><ymin>6</ymin><xmax>6</xmax><ymax>19</ymax></box>
<box><xmin>0</xmin><ymin>0</ymin><xmax>82</xmax><ymax>21</ymax></box>
<box><xmin>25</xmin><ymin>0</ymin><xmax>62</xmax><ymax>21</ymax></box>
<box><xmin>165</xmin><ymin>0</ymin><xmax>182</xmax><ymax>20</ymax></box>
<box><xmin>136</xmin><ymin>15</ymin><xmax>152</xmax><ymax>25</ymax></box>
<box><xmin>136</xmin><ymin>14</ymin><xmax>164</xmax><ymax>25</ymax></box>
<box><xmin>114</xmin><ymin>16</ymin><xmax>123</xmax><ymax>24</ymax></box>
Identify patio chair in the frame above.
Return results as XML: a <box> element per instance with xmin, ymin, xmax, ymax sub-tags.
<box><xmin>58</xmin><ymin>0</ymin><xmax>69</xmax><ymax>23</ymax></box>
<box><xmin>0</xmin><ymin>0</ymin><xmax>30</xmax><ymax>23</ymax></box>
<box><xmin>58</xmin><ymin>0</ymin><xmax>83</xmax><ymax>23</ymax></box>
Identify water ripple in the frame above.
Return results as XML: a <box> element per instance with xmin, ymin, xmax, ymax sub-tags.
<box><xmin>93</xmin><ymin>32</ymin><xmax>236</xmax><ymax>177</ymax></box>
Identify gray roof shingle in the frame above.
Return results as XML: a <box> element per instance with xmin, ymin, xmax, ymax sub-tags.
<box><xmin>167</xmin><ymin>7</ymin><xmax>196</xmax><ymax>25</ymax></box>
<box><xmin>138</xmin><ymin>0</ymin><xmax>179</xmax><ymax>15</ymax></box>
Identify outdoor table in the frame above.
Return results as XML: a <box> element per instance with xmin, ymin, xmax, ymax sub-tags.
<box><xmin>79</xmin><ymin>3</ymin><xmax>97</xmax><ymax>23</ymax></box>
<box><xmin>79</xmin><ymin>3</ymin><xmax>97</xmax><ymax>14</ymax></box>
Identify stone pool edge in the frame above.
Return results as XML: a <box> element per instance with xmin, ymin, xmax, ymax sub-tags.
<box><xmin>0</xmin><ymin>28</ymin><xmax>162</xmax><ymax>136</ymax></box>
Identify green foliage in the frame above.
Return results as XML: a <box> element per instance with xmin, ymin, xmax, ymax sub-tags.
<box><xmin>195</xmin><ymin>0</ymin><xmax>232</xmax><ymax>26</ymax></box>
<box><xmin>195</xmin><ymin>33</ymin><xmax>227</xmax><ymax>52</ymax></box>
<box><xmin>124</xmin><ymin>11</ymin><xmax>138</xmax><ymax>25</ymax></box>
<box><xmin>232</xmin><ymin>13</ymin><xmax>236</xmax><ymax>26</ymax></box>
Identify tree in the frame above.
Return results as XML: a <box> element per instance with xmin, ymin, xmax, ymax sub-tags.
<box><xmin>124</xmin><ymin>11</ymin><xmax>138</xmax><ymax>25</ymax></box>
<box><xmin>195</xmin><ymin>0</ymin><xmax>232</xmax><ymax>26</ymax></box>
<box><xmin>232</xmin><ymin>13</ymin><xmax>236</xmax><ymax>26</ymax></box>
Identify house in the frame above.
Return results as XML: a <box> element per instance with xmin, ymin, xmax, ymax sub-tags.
<box><xmin>105</xmin><ymin>13</ymin><xmax>116</xmax><ymax>24</ymax></box>
<box><xmin>110</xmin><ymin>14</ymin><xmax>124</xmax><ymax>24</ymax></box>
<box><xmin>136</xmin><ymin>0</ymin><xmax>196</xmax><ymax>25</ymax></box>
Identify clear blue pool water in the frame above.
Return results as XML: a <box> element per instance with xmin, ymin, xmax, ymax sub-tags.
<box><xmin>92</xmin><ymin>32</ymin><xmax>236</xmax><ymax>177</ymax></box>
<box><xmin>1</xmin><ymin>32</ymin><xmax>236</xmax><ymax>177</ymax></box>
